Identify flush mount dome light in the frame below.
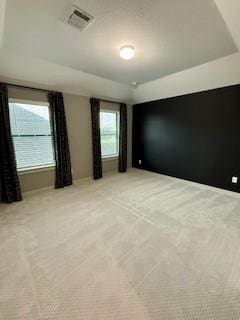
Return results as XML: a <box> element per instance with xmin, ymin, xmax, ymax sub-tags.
<box><xmin>120</xmin><ymin>45</ymin><xmax>135</xmax><ymax>60</ymax></box>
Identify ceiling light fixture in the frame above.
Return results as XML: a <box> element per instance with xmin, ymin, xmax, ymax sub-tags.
<box><xmin>120</xmin><ymin>45</ymin><xmax>135</xmax><ymax>60</ymax></box>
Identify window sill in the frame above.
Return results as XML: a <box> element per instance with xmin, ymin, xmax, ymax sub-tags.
<box><xmin>102</xmin><ymin>155</ymin><xmax>119</xmax><ymax>162</ymax></box>
<box><xmin>18</xmin><ymin>164</ymin><xmax>55</xmax><ymax>176</ymax></box>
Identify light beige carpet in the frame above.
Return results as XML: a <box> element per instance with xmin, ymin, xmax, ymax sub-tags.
<box><xmin>1</xmin><ymin>169</ymin><xmax>240</xmax><ymax>320</ymax></box>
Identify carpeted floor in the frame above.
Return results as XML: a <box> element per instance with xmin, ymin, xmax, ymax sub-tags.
<box><xmin>1</xmin><ymin>169</ymin><xmax>240</xmax><ymax>320</ymax></box>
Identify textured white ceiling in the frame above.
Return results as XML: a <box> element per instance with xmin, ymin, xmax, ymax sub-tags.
<box><xmin>133</xmin><ymin>0</ymin><xmax>240</xmax><ymax>103</ymax></box>
<box><xmin>2</xmin><ymin>0</ymin><xmax>238</xmax><ymax>85</ymax></box>
<box><xmin>0</xmin><ymin>50</ymin><xmax>133</xmax><ymax>102</ymax></box>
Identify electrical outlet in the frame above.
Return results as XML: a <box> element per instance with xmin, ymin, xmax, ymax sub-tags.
<box><xmin>232</xmin><ymin>176</ymin><xmax>238</xmax><ymax>184</ymax></box>
<box><xmin>139</xmin><ymin>160</ymin><xmax>142</xmax><ymax>165</ymax></box>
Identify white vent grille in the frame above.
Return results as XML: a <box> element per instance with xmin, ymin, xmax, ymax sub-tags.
<box><xmin>65</xmin><ymin>5</ymin><xmax>94</xmax><ymax>31</ymax></box>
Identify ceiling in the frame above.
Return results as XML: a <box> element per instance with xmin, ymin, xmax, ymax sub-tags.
<box><xmin>2</xmin><ymin>0</ymin><xmax>238</xmax><ymax>85</ymax></box>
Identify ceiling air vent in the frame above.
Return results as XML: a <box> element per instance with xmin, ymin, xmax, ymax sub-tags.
<box><xmin>65</xmin><ymin>5</ymin><xmax>94</xmax><ymax>31</ymax></box>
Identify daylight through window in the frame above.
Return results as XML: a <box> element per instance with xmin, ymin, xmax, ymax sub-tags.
<box><xmin>100</xmin><ymin>111</ymin><xmax>119</xmax><ymax>158</ymax></box>
<box><xmin>9</xmin><ymin>102</ymin><xmax>55</xmax><ymax>170</ymax></box>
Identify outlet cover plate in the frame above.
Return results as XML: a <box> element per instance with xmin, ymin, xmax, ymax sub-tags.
<box><xmin>232</xmin><ymin>176</ymin><xmax>238</xmax><ymax>184</ymax></box>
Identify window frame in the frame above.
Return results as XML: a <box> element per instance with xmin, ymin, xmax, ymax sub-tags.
<box><xmin>100</xmin><ymin>109</ymin><xmax>120</xmax><ymax>160</ymax></box>
<box><xmin>9</xmin><ymin>98</ymin><xmax>56</xmax><ymax>173</ymax></box>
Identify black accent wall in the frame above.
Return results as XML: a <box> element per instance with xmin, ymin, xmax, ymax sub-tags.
<box><xmin>132</xmin><ymin>84</ymin><xmax>240</xmax><ymax>193</ymax></box>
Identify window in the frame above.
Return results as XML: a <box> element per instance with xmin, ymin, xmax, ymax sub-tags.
<box><xmin>100</xmin><ymin>111</ymin><xmax>119</xmax><ymax>158</ymax></box>
<box><xmin>9</xmin><ymin>101</ymin><xmax>55</xmax><ymax>171</ymax></box>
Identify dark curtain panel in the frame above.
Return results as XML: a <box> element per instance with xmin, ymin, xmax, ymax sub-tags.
<box><xmin>90</xmin><ymin>98</ymin><xmax>102</xmax><ymax>180</ymax></box>
<box><xmin>119</xmin><ymin>103</ymin><xmax>128</xmax><ymax>173</ymax></box>
<box><xmin>0</xmin><ymin>84</ymin><xmax>22</xmax><ymax>203</ymax></box>
<box><xmin>48</xmin><ymin>92</ymin><xmax>72</xmax><ymax>189</ymax></box>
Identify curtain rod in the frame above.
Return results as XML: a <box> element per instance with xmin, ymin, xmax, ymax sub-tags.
<box><xmin>2</xmin><ymin>82</ymin><xmax>52</xmax><ymax>93</ymax></box>
<box><xmin>98</xmin><ymin>98</ymin><xmax>121</xmax><ymax>105</ymax></box>
<box><xmin>2</xmin><ymin>83</ymin><xmax>122</xmax><ymax>104</ymax></box>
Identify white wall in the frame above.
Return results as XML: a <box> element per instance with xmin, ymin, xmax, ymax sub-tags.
<box><xmin>215</xmin><ymin>0</ymin><xmax>240</xmax><ymax>50</ymax></box>
<box><xmin>133</xmin><ymin>0</ymin><xmax>240</xmax><ymax>104</ymax></box>
<box><xmin>133</xmin><ymin>52</ymin><xmax>240</xmax><ymax>103</ymax></box>
<box><xmin>0</xmin><ymin>0</ymin><xmax>6</xmax><ymax>48</ymax></box>
<box><xmin>0</xmin><ymin>50</ymin><xmax>133</xmax><ymax>104</ymax></box>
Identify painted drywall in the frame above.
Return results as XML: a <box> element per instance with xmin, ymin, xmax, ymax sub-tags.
<box><xmin>1</xmin><ymin>0</ymin><xmax>240</xmax><ymax>106</ymax></box>
<box><xmin>133</xmin><ymin>84</ymin><xmax>240</xmax><ymax>193</ymax></box>
<box><xmin>8</xmin><ymin>87</ymin><xmax>132</xmax><ymax>193</ymax></box>
<box><xmin>19</xmin><ymin>169</ymin><xmax>55</xmax><ymax>193</ymax></box>
<box><xmin>133</xmin><ymin>0</ymin><xmax>240</xmax><ymax>104</ymax></box>
<box><xmin>3</xmin><ymin>0</ymin><xmax>238</xmax><ymax>84</ymax></box>
<box><xmin>215</xmin><ymin>0</ymin><xmax>240</xmax><ymax>51</ymax></box>
<box><xmin>133</xmin><ymin>52</ymin><xmax>240</xmax><ymax>103</ymax></box>
<box><xmin>0</xmin><ymin>50</ymin><xmax>133</xmax><ymax>103</ymax></box>
<box><xmin>0</xmin><ymin>0</ymin><xmax>6</xmax><ymax>48</ymax></box>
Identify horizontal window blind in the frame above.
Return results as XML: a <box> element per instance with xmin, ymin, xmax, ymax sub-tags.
<box><xmin>100</xmin><ymin>111</ymin><xmax>119</xmax><ymax>157</ymax></box>
<box><xmin>9</xmin><ymin>102</ymin><xmax>55</xmax><ymax>170</ymax></box>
